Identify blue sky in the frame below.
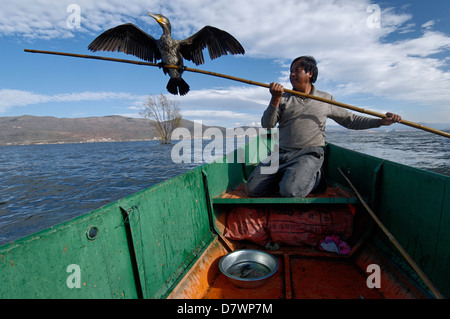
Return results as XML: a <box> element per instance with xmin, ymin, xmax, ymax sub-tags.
<box><xmin>0</xmin><ymin>0</ymin><xmax>449</xmax><ymax>128</ymax></box>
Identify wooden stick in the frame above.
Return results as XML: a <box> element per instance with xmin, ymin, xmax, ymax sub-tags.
<box><xmin>283</xmin><ymin>254</ymin><xmax>292</xmax><ymax>299</ymax></box>
<box><xmin>338</xmin><ymin>168</ymin><xmax>445</xmax><ymax>299</ymax></box>
<box><xmin>24</xmin><ymin>49</ymin><xmax>450</xmax><ymax>138</ymax></box>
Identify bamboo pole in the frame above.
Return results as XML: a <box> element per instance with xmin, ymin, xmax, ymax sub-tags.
<box><xmin>338</xmin><ymin>168</ymin><xmax>445</xmax><ymax>299</ymax></box>
<box><xmin>24</xmin><ymin>49</ymin><xmax>450</xmax><ymax>138</ymax></box>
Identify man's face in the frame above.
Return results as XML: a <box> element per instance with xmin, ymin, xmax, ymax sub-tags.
<box><xmin>290</xmin><ymin>60</ymin><xmax>312</xmax><ymax>91</ymax></box>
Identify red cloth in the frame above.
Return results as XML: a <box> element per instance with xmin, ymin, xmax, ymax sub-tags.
<box><xmin>223</xmin><ymin>206</ymin><xmax>270</xmax><ymax>246</ymax></box>
<box><xmin>224</xmin><ymin>205</ymin><xmax>354</xmax><ymax>247</ymax></box>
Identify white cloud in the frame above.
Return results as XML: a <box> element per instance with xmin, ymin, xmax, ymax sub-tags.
<box><xmin>182</xmin><ymin>110</ymin><xmax>248</xmax><ymax>118</ymax></box>
<box><xmin>0</xmin><ymin>87</ymin><xmax>263</xmax><ymax>127</ymax></box>
<box><xmin>1</xmin><ymin>0</ymin><xmax>449</xmax><ymax>123</ymax></box>
<box><xmin>0</xmin><ymin>89</ymin><xmax>145</xmax><ymax>113</ymax></box>
<box><xmin>324</xmin><ymin>29</ymin><xmax>450</xmax><ymax>108</ymax></box>
<box><xmin>181</xmin><ymin>109</ymin><xmax>260</xmax><ymax>127</ymax></box>
<box><xmin>422</xmin><ymin>20</ymin><xmax>435</xmax><ymax>30</ymax></box>
<box><xmin>173</xmin><ymin>86</ymin><xmax>269</xmax><ymax>107</ymax></box>
<box><xmin>169</xmin><ymin>86</ymin><xmax>268</xmax><ymax>126</ymax></box>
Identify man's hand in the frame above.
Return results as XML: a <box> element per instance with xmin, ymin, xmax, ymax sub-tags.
<box><xmin>379</xmin><ymin>112</ymin><xmax>402</xmax><ymax>126</ymax></box>
<box><xmin>269</xmin><ymin>82</ymin><xmax>284</xmax><ymax>108</ymax></box>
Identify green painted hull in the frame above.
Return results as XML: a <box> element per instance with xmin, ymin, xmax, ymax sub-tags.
<box><xmin>0</xmin><ymin>136</ymin><xmax>448</xmax><ymax>298</ymax></box>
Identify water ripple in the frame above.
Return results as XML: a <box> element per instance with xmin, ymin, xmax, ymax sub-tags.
<box><xmin>0</xmin><ymin>132</ymin><xmax>448</xmax><ymax>245</ymax></box>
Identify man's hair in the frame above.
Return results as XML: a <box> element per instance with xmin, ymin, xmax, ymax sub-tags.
<box><xmin>291</xmin><ymin>56</ymin><xmax>318</xmax><ymax>83</ymax></box>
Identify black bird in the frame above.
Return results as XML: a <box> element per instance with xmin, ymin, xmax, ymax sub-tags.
<box><xmin>88</xmin><ymin>12</ymin><xmax>245</xmax><ymax>95</ymax></box>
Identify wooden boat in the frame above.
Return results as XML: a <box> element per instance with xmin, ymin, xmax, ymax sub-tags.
<box><xmin>0</xmin><ymin>134</ymin><xmax>448</xmax><ymax>299</ymax></box>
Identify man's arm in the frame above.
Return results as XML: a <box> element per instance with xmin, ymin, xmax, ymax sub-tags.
<box><xmin>261</xmin><ymin>82</ymin><xmax>284</xmax><ymax>128</ymax></box>
<box><xmin>330</xmin><ymin>103</ymin><xmax>402</xmax><ymax>130</ymax></box>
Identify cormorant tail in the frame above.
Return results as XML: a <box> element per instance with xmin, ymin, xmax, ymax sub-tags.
<box><xmin>166</xmin><ymin>78</ymin><xmax>190</xmax><ymax>96</ymax></box>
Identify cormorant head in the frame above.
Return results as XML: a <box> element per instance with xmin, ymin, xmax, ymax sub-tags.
<box><xmin>148</xmin><ymin>13</ymin><xmax>171</xmax><ymax>33</ymax></box>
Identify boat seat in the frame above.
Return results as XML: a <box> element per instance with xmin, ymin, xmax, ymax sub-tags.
<box><xmin>213</xmin><ymin>182</ymin><xmax>361</xmax><ymax>205</ymax></box>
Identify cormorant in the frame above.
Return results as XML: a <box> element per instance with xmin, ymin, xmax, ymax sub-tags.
<box><xmin>88</xmin><ymin>12</ymin><xmax>245</xmax><ymax>95</ymax></box>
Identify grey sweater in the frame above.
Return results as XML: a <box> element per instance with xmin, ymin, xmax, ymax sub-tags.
<box><xmin>261</xmin><ymin>85</ymin><xmax>380</xmax><ymax>151</ymax></box>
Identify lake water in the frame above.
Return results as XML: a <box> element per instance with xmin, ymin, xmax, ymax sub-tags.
<box><xmin>325</xmin><ymin>130</ymin><xmax>449</xmax><ymax>176</ymax></box>
<box><xmin>0</xmin><ymin>130</ymin><xmax>448</xmax><ymax>245</ymax></box>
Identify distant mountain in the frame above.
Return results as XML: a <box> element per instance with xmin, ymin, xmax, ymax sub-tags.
<box><xmin>417</xmin><ymin>122</ymin><xmax>450</xmax><ymax>131</ymax></box>
<box><xmin>0</xmin><ymin>115</ymin><xmax>226</xmax><ymax>146</ymax></box>
<box><xmin>2</xmin><ymin>115</ymin><xmax>447</xmax><ymax>146</ymax></box>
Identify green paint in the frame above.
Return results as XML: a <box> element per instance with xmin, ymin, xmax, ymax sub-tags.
<box><xmin>1</xmin><ymin>138</ymin><xmax>448</xmax><ymax>298</ymax></box>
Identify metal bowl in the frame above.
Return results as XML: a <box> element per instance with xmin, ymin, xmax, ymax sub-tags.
<box><xmin>219</xmin><ymin>249</ymin><xmax>279</xmax><ymax>288</ymax></box>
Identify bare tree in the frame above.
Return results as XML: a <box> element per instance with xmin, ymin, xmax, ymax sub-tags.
<box><xmin>140</xmin><ymin>94</ymin><xmax>182</xmax><ymax>144</ymax></box>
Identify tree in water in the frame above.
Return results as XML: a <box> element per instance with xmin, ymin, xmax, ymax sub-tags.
<box><xmin>140</xmin><ymin>94</ymin><xmax>182</xmax><ymax>144</ymax></box>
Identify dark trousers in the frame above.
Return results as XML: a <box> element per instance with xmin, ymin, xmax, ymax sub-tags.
<box><xmin>245</xmin><ymin>146</ymin><xmax>324</xmax><ymax>198</ymax></box>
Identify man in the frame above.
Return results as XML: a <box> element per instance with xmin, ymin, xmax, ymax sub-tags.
<box><xmin>245</xmin><ymin>56</ymin><xmax>402</xmax><ymax>198</ymax></box>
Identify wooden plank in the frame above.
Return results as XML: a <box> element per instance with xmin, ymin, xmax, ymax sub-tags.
<box><xmin>213</xmin><ymin>197</ymin><xmax>360</xmax><ymax>204</ymax></box>
<box><xmin>284</xmin><ymin>254</ymin><xmax>292</xmax><ymax>299</ymax></box>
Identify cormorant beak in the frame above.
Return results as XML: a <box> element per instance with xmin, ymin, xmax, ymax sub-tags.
<box><xmin>148</xmin><ymin>12</ymin><xmax>163</xmax><ymax>25</ymax></box>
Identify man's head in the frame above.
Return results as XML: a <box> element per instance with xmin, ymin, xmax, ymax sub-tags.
<box><xmin>290</xmin><ymin>56</ymin><xmax>318</xmax><ymax>86</ymax></box>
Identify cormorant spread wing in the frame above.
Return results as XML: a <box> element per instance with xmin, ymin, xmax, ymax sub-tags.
<box><xmin>179</xmin><ymin>26</ymin><xmax>245</xmax><ymax>65</ymax></box>
<box><xmin>88</xmin><ymin>14</ymin><xmax>245</xmax><ymax>95</ymax></box>
<box><xmin>87</xmin><ymin>23</ymin><xmax>161</xmax><ymax>63</ymax></box>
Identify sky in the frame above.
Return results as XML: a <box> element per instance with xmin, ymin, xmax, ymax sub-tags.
<box><xmin>0</xmin><ymin>0</ymin><xmax>449</xmax><ymax>128</ymax></box>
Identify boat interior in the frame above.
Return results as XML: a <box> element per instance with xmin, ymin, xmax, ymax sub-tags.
<box><xmin>2</xmin><ymin>141</ymin><xmax>445</xmax><ymax>299</ymax></box>
<box><xmin>168</xmin><ymin>180</ymin><xmax>430</xmax><ymax>299</ymax></box>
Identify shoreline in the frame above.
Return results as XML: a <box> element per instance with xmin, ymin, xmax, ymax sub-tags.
<box><xmin>0</xmin><ymin>138</ymin><xmax>159</xmax><ymax>147</ymax></box>
<box><xmin>0</xmin><ymin>129</ymin><xmax>429</xmax><ymax>147</ymax></box>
